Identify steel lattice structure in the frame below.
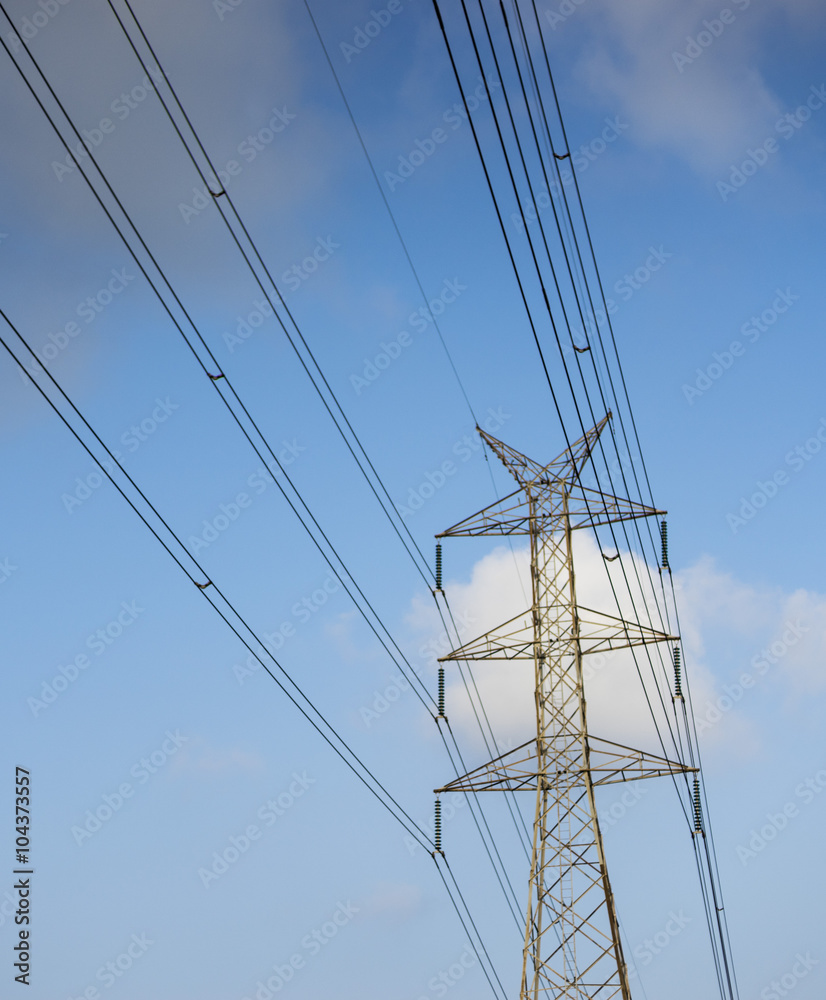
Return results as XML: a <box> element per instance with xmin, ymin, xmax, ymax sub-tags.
<box><xmin>435</xmin><ymin>416</ymin><xmax>696</xmax><ymax>999</ymax></box>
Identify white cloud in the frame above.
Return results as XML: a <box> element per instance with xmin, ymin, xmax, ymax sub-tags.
<box><xmin>406</xmin><ymin>532</ymin><xmax>826</xmax><ymax>769</ymax></box>
<box><xmin>361</xmin><ymin>881</ymin><xmax>423</xmax><ymax>920</ymax></box>
<box><xmin>411</xmin><ymin>535</ymin><xmax>703</xmax><ymax>755</ymax></box>
<box><xmin>779</xmin><ymin>589</ymin><xmax>826</xmax><ymax>693</ymax></box>
<box><xmin>170</xmin><ymin>739</ymin><xmax>265</xmax><ymax>777</ymax></box>
<box><xmin>675</xmin><ymin>556</ymin><xmax>826</xmax><ymax>696</ymax></box>
<box><xmin>573</xmin><ymin>0</ymin><xmax>784</xmax><ymax>172</ymax></box>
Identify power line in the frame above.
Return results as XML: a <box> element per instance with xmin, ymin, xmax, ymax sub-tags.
<box><xmin>433</xmin><ymin>0</ymin><xmax>688</xmax><ymax>796</ymax></box>
<box><xmin>0</xmin><ymin>8</ymin><xmax>441</xmax><ymax>721</ymax></box>
<box><xmin>107</xmin><ymin>0</ymin><xmax>538</xmax><ymax>896</ymax></box>
<box><xmin>0</xmin><ymin>310</ymin><xmax>432</xmax><ymax>852</ymax></box>
<box><xmin>430</xmin><ymin>4</ymin><xmax>738</xmax><ymax>996</ymax></box>
<box><xmin>1</xmin><ymin>310</ymin><xmax>514</xmax><ymax>996</ymax></box>
<box><xmin>1</xmin><ymin>13</ymin><xmax>527</xmax><ymax>975</ymax></box>
<box><xmin>107</xmin><ymin>0</ymin><xmax>438</xmax><ymax>590</ymax></box>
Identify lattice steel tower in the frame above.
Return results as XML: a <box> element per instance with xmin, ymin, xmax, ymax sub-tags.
<box><xmin>435</xmin><ymin>416</ymin><xmax>696</xmax><ymax>999</ymax></box>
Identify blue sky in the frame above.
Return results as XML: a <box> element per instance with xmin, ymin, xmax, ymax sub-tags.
<box><xmin>2</xmin><ymin>1</ymin><xmax>825</xmax><ymax>998</ymax></box>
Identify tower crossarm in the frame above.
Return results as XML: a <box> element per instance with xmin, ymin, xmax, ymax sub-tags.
<box><xmin>437</xmin><ymin>609</ymin><xmax>536</xmax><ymax>660</ymax></box>
<box><xmin>435</xmin><ymin>736</ymin><xmax>696</xmax><ymax>795</ymax></box>
<box><xmin>564</xmin><ymin>485</ymin><xmax>665</xmax><ymax>529</ymax></box>
<box><xmin>438</xmin><ymin>486</ymin><xmax>664</xmax><ymax>539</ymax></box>
<box><xmin>437</xmin><ymin>607</ymin><xmax>677</xmax><ymax>662</ymax></box>
<box><xmin>575</xmin><ymin>607</ymin><xmax>678</xmax><ymax>656</ymax></box>
<box><xmin>437</xmin><ymin>486</ymin><xmax>535</xmax><ymax>537</ymax></box>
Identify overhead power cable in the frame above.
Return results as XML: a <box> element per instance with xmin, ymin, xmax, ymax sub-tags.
<box><xmin>432</xmin><ymin>3</ymin><xmax>739</xmax><ymax>996</ymax></box>
<box><xmin>448</xmin><ymin>5</ymin><xmax>706</xmax><ymax>854</ymax></box>
<box><xmin>1</xmin><ymin>12</ymin><xmax>528</xmax><ymax>965</ymax></box>
<box><xmin>432</xmin><ymin>0</ymin><xmax>692</xmax><ymax>829</ymax></box>
<box><xmin>505</xmin><ymin>9</ymin><xmax>739</xmax><ymax>994</ymax></box>
<box><xmin>0</xmin><ymin>312</ymin><xmax>510</xmax><ymax>999</ymax></box>
<box><xmin>109</xmin><ymin>0</ymin><xmax>534</xmax><ymax>790</ymax></box>
<box><xmin>3</xmin><ymin>2</ymin><xmax>735</xmax><ymax>992</ymax></box>
<box><xmin>106</xmin><ymin>0</ymin><xmax>536</xmax><ymax>901</ymax></box>
<box><xmin>0</xmin><ymin>310</ymin><xmax>431</xmax><ymax>853</ymax></box>
<box><xmin>106</xmin><ymin>0</ymin><xmax>438</xmax><ymax>590</ymax></box>
<box><xmin>0</xmin><ymin>11</ymin><xmax>441</xmax><ymax>722</ymax></box>
<box><xmin>301</xmin><ymin>0</ymin><xmax>536</xmax><ymax>861</ymax></box>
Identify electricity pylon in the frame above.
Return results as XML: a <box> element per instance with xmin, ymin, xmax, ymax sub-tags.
<box><xmin>435</xmin><ymin>415</ymin><xmax>696</xmax><ymax>999</ymax></box>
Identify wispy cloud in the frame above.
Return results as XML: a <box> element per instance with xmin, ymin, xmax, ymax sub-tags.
<box><xmin>572</xmin><ymin>0</ymin><xmax>783</xmax><ymax>172</ymax></box>
<box><xmin>362</xmin><ymin>881</ymin><xmax>422</xmax><ymax>920</ymax></box>
<box><xmin>170</xmin><ymin>738</ymin><xmax>265</xmax><ymax>777</ymax></box>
